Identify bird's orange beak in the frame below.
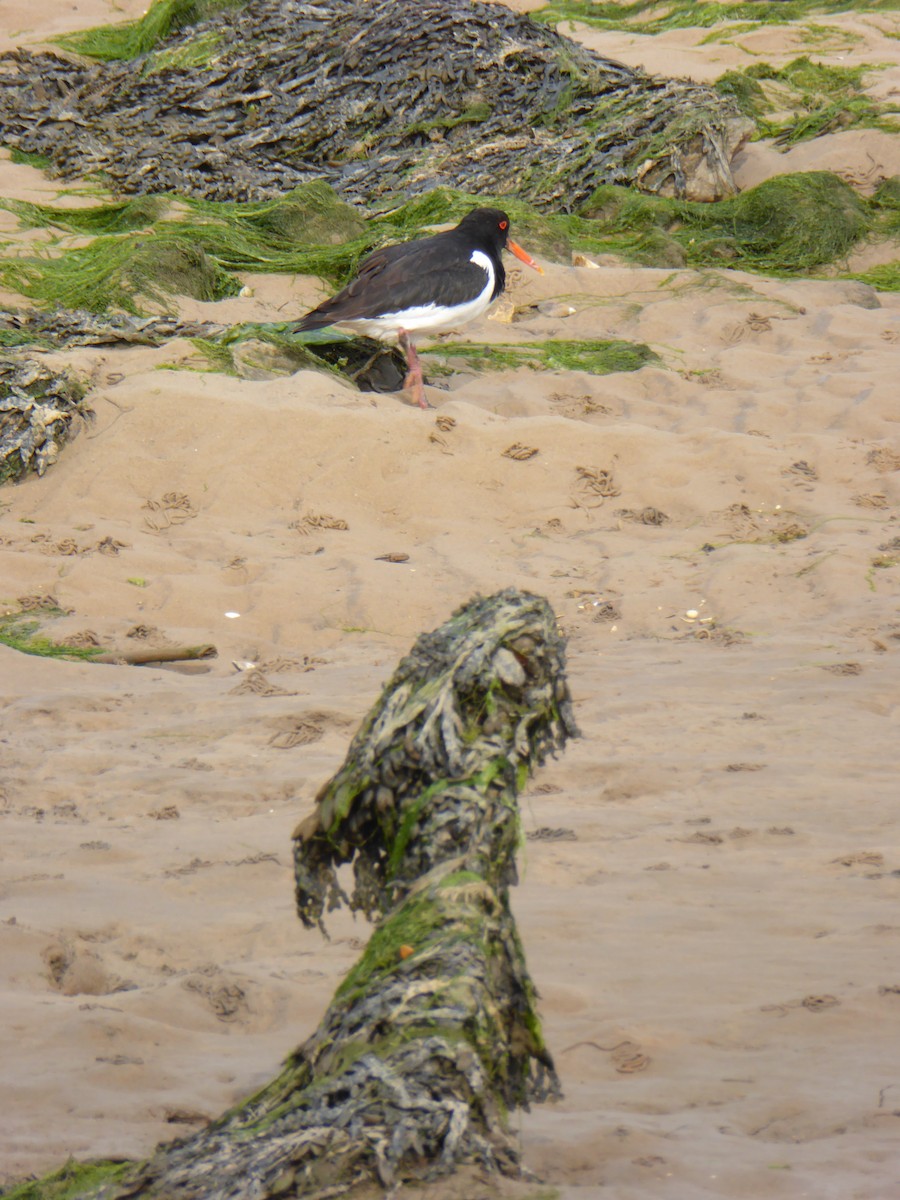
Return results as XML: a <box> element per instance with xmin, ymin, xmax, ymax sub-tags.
<box><xmin>507</xmin><ymin>238</ymin><xmax>544</xmax><ymax>275</ymax></box>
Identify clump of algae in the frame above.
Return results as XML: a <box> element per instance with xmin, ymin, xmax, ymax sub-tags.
<box><xmin>1</xmin><ymin>173</ymin><xmax>894</xmax><ymax>318</ymax></box>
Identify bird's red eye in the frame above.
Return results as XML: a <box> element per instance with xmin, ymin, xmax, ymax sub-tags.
<box><xmin>499</xmin><ymin>220</ymin><xmax>508</xmax><ymax>231</ymax></box>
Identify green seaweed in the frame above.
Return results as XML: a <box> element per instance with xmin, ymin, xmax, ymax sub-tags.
<box><xmin>0</xmin><ymin>233</ymin><xmax>240</xmax><ymax>313</ymax></box>
<box><xmin>0</xmin><ymin>174</ymin><xmax>894</xmax><ymax>316</ymax></box>
<box><xmin>0</xmin><ymin>327</ymin><xmax>40</xmax><ymax>348</ymax></box>
<box><xmin>871</xmin><ymin>176</ymin><xmax>900</xmax><ymax>211</ymax></box>
<box><xmin>401</xmin><ymin>102</ymin><xmax>493</xmax><ymax>139</ymax></box>
<box><xmin>187</xmin><ymin>337</ymin><xmax>239</xmax><ymax>374</ymax></box>
<box><xmin>534</xmin><ymin>1</ymin><xmax>897</xmax><ymax>35</ymax></box>
<box><xmin>334</xmin><ymin>888</ymin><xmax>454</xmax><ymax>1002</ymax></box>
<box><xmin>0</xmin><ymin>613</ymin><xmax>100</xmax><ymax>661</ymax></box>
<box><xmin>0</xmin><ymin>184</ymin><xmax>370</xmax><ymax>311</ymax></box>
<box><xmin>794</xmin><ymin>21</ymin><xmax>864</xmax><ymax>49</ymax></box>
<box><xmin>6</xmin><ymin>147</ymin><xmax>52</xmax><ymax>170</ymax></box>
<box><xmin>699</xmin><ymin>21</ymin><xmax>761</xmax><ymax>44</ymax></box>
<box><xmin>54</xmin><ymin>0</ymin><xmax>245</xmax><ymax>61</ymax></box>
<box><xmin>424</xmin><ymin>338</ymin><xmax>657</xmax><ymax>376</ymax></box>
<box><xmin>182</xmin><ymin>180</ymin><xmax>367</xmax><ymax>247</ymax></box>
<box><xmin>384</xmin><ymin>778</ymin><xmax>451</xmax><ymax>880</ymax></box>
<box><xmin>0</xmin><ymin>195</ymin><xmax>169</xmax><ymax>235</ymax></box>
<box><xmin>581</xmin><ymin>172</ymin><xmax>873</xmax><ymax>271</ymax></box>
<box><xmin>715</xmin><ymin>57</ymin><xmax>898</xmax><ymax>145</ymax></box>
<box><xmin>850</xmin><ymin>261</ymin><xmax>900</xmax><ymax>291</ymax></box>
<box><xmin>713</xmin><ymin>172</ymin><xmax>869</xmax><ymax>268</ymax></box>
<box><xmin>0</xmin><ymin>1158</ymin><xmax>134</xmax><ymax>1200</ymax></box>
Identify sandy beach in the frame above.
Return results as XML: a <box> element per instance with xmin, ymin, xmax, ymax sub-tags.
<box><xmin>1</xmin><ymin>3</ymin><xmax>899</xmax><ymax>1198</ymax></box>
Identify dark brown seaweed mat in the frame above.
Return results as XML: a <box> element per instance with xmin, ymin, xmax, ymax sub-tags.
<box><xmin>0</xmin><ymin>0</ymin><xmax>751</xmax><ymax>207</ymax></box>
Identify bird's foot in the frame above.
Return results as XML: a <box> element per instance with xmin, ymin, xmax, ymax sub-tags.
<box><xmin>403</xmin><ymin>371</ymin><xmax>433</xmax><ymax>410</ymax></box>
<box><xmin>398</xmin><ymin>330</ymin><xmax>432</xmax><ymax>410</ymax></box>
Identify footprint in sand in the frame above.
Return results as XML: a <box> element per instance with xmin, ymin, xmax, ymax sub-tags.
<box><xmin>43</xmin><ymin>939</ymin><xmax>126</xmax><ymax>997</ymax></box>
<box><xmin>142</xmin><ymin>491</ymin><xmax>198</xmax><ymax>532</ymax></box>
<box><xmin>268</xmin><ymin>716</ymin><xmax>325</xmax><ymax>748</ymax></box>
<box><xmin>183</xmin><ymin>976</ymin><xmax>250</xmax><ymax>1023</ymax></box>
<box><xmin>267</xmin><ymin>710</ymin><xmax>352</xmax><ymax>749</ymax></box>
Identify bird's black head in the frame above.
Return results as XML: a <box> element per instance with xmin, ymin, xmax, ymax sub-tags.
<box><xmin>456</xmin><ymin>207</ymin><xmax>513</xmax><ymax>253</ymax></box>
<box><xmin>455</xmin><ymin>207</ymin><xmax>543</xmax><ymax>275</ymax></box>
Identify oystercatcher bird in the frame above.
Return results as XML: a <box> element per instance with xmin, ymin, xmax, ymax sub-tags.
<box><xmin>291</xmin><ymin>208</ymin><xmax>543</xmax><ymax>409</ymax></box>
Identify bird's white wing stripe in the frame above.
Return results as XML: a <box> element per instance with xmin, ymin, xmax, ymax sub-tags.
<box><xmin>469</xmin><ymin>248</ymin><xmax>494</xmax><ymax>276</ymax></box>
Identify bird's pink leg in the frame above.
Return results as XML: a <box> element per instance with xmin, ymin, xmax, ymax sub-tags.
<box><xmin>397</xmin><ymin>330</ymin><xmax>431</xmax><ymax>410</ymax></box>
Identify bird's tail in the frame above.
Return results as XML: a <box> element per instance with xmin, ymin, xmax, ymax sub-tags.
<box><xmin>290</xmin><ymin>311</ymin><xmax>333</xmax><ymax>333</ymax></box>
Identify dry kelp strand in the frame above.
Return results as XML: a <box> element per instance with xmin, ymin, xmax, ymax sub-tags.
<box><xmin>1</xmin><ymin>307</ymin><xmax>228</xmax><ymax>347</ymax></box>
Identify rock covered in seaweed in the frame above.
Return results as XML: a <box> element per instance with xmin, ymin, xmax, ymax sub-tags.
<box><xmin>0</xmin><ymin>0</ymin><xmax>752</xmax><ymax>207</ymax></box>
<box><xmin>0</xmin><ymin>357</ymin><xmax>90</xmax><ymax>484</ymax></box>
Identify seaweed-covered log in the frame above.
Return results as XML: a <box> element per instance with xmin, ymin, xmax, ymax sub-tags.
<box><xmin>293</xmin><ymin>587</ymin><xmax>578</xmax><ymax>927</ymax></box>
<box><xmin>0</xmin><ymin>0</ymin><xmax>751</xmax><ymax>206</ymax></box>
<box><xmin>8</xmin><ymin>589</ymin><xmax>576</xmax><ymax>1200</ymax></box>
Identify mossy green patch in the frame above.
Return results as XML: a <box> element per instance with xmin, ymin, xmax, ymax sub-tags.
<box><xmin>334</xmin><ymin>888</ymin><xmax>453</xmax><ymax>1002</ymax></box>
<box><xmin>534</xmin><ymin>1</ymin><xmax>896</xmax><ymax>35</ymax></box>
<box><xmin>1</xmin><ymin>174</ymin><xmax>893</xmax><ymax>317</ymax></box>
<box><xmin>581</xmin><ymin>172</ymin><xmax>873</xmax><ymax>271</ymax></box>
<box><xmin>850</xmin><ymin>261</ymin><xmax>900</xmax><ymax>291</ymax></box>
<box><xmin>0</xmin><ymin>1159</ymin><xmax>135</xmax><ymax>1200</ymax></box>
<box><xmin>0</xmin><ymin>613</ymin><xmax>100</xmax><ymax>660</ymax></box>
<box><xmin>54</xmin><ymin>0</ymin><xmax>245</xmax><ymax>61</ymax></box>
<box><xmin>423</xmin><ymin>338</ymin><xmax>657</xmax><ymax>376</ymax></box>
<box><xmin>1</xmin><ymin>195</ymin><xmax>168</xmax><ymax>235</ymax></box>
<box><xmin>715</xmin><ymin>57</ymin><xmax>897</xmax><ymax>145</ymax></box>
